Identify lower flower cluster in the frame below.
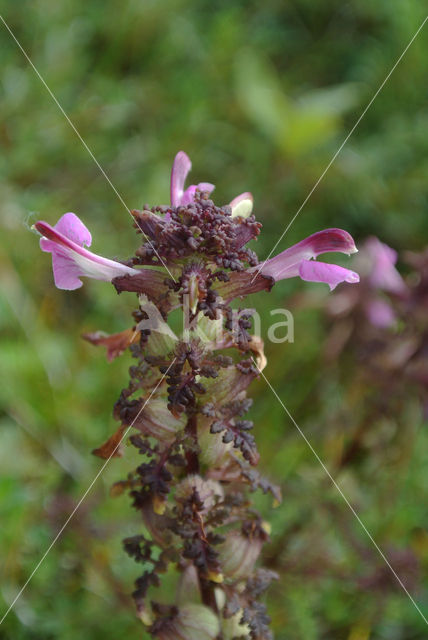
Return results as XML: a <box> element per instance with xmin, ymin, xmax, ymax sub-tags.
<box><xmin>108</xmin><ymin>321</ymin><xmax>280</xmax><ymax>639</ymax></box>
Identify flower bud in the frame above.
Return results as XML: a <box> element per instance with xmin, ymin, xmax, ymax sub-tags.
<box><xmin>247</xmin><ymin>334</ymin><xmax>267</xmax><ymax>372</ymax></box>
<box><xmin>175</xmin><ymin>475</ymin><xmax>223</xmax><ymax>513</ymax></box>
<box><xmin>215</xmin><ymin>589</ymin><xmax>251</xmax><ymax>639</ymax></box>
<box><xmin>195</xmin><ymin>313</ymin><xmax>224</xmax><ymax>347</ymax></box>
<box><xmin>134</xmin><ymin>397</ymin><xmax>186</xmax><ymax>443</ymax></box>
<box><xmin>198</xmin><ymin>417</ymin><xmax>233</xmax><ymax>468</ymax></box>
<box><xmin>176</xmin><ymin>564</ymin><xmax>201</xmax><ymax>606</ymax></box>
<box><xmin>205</xmin><ymin>569</ymin><xmax>224</xmax><ymax>583</ymax></box>
<box><xmin>218</xmin><ymin>523</ymin><xmax>269</xmax><ymax>581</ymax></box>
<box><xmin>188</xmin><ymin>272</ymin><xmax>200</xmax><ymax>314</ymax></box>
<box><xmin>152</xmin><ymin>493</ymin><xmax>167</xmax><ymax>515</ymax></box>
<box><xmin>152</xmin><ymin>604</ymin><xmax>220</xmax><ymax>640</ymax></box>
<box><xmin>221</xmin><ymin>609</ymin><xmax>251</xmax><ymax>639</ymax></box>
<box><xmin>136</xmin><ymin>601</ymin><xmax>154</xmax><ymax>626</ymax></box>
<box><xmin>140</xmin><ymin>499</ymin><xmax>172</xmax><ymax>548</ymax></box>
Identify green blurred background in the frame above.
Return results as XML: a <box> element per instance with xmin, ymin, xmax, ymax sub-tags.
<box><xmin>1</xmin><ymin>1</ymin><xmax>427</xmax><ymax>638</ymax></box>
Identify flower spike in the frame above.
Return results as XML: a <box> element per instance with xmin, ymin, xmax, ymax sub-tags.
<box><xmin>34</xmin><ymin>151</ymin><xmax>362</xmax><ymax>638</ymax></box>
<box><xmin>34</xmin><ymin>212</ymin><xmax>139</xmax><ymax>290</ymax></box>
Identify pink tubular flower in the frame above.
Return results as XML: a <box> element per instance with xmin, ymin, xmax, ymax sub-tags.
<box><xmin>364</xmin><ymin>236</ymin><xmax>406</xmax><ymax>295</ymax></box>
<box><xmin>360</xmin><ymin>237</ymin><xmax>407</xmax><ymax>328</ymax></box>
<box><xmin>325</xmin><ymin>236</ymin><xmax>407</xmax><ymax>329</ymax></box>
<box><xmin>34</xmin><ymin>212</ymin><xmax>139</xmax><ymax>290</ymax></box>
<box><xmin>257</xmin><ymin>228</ymin><xmax>360</xmax><ymax>291</ymax></box>
<box><xmin>169</xmin><ymin>151</ymin><xmax>253</xmax><ymax>219</ymax></box>
<box><xmin>170</xmin><ymin>151</ymin><xmax>215</xmax><ymax>207</ymax></box>
<box><xmin>168</xmin><ymin>152</ymin><xmax>359</xmax><ymax>291</ymax></box>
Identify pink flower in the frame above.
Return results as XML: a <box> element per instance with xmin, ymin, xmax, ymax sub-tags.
<box><xmin>364</xmin><ymin>236</ymin><xmax>406</xmax><ymax>295</ymax></box>
<box><xmin>359</xmin><ymin>237</ymin><xmax>407</xmax><ymax>328</ymax></box>
<box><xmin>170</xmin><ymin>151</ymin><xmax>215</xmax><ymax>207</ymax></box>
<box><xmin>326</xmin><ymin>237</ymin><xmax>407</xmax><ymax>329</ymax></box>
<box><xmin>169</xmin><ymin>153</ymin><xmax>359</xmax><ymax>291</ymax></box>
<box><xmin>257</xmin><ymin>228</ymin><xmax>359</xmax><ymax>291</ymax></box>
<box><xmin>169</xmin><ymin>151</ymin><xmax>253</xmax><ymax>219</ymax></box>
<box><xmin>34</xmin><ymin>212</ymin><xmax>139</xmax><ymax>290</ymax></box>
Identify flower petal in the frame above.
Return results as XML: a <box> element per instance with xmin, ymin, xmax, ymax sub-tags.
<box><xmin>170</xmin><ymin>150</ymin><xmax>192</xmax><ymax>206</ymax></box>
<box><xmin>35</xmin><ymin>215</ymin><xmax>138</xmax><ymax>290</ymax></box>
<box><xmin>298</xmin><ymin>259</ymin><xmax>360</xmax><ymax>290</ymax></box>
<box><xmin>260</xmin><ymin>228</ymin><xmax>358</xmax><ymax>280</ymax></box>
<box><xmin>52</xmin><ymin>211</ymin><xmax>92</xmax><ymax>247</ymax></box>
<box><xmin>229</xmin><ymin>192</ymin><xmax>254</xmax><ymax>218</ymax></box>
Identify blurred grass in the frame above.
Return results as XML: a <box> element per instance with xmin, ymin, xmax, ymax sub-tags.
<box><xmin>1</xmin><ymin>1</ymin><xmax>427</xmax><ymax>638</ymax></box>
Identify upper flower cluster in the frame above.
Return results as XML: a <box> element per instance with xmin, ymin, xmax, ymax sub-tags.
<box><xmin>132</xmin><ymin>197</ymin><xmax>261</xmax><ymax>271</ymax></box>
<box><xmin>34</xmin><ymin>151</ymin><xmax>359</xmax><ymax>298</ymax></box>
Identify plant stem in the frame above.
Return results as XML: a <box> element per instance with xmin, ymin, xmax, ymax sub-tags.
<box><xmin>185</xmin><ymin>414</ymin><xmax>200</xmax><ymax>474</ymax></box>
